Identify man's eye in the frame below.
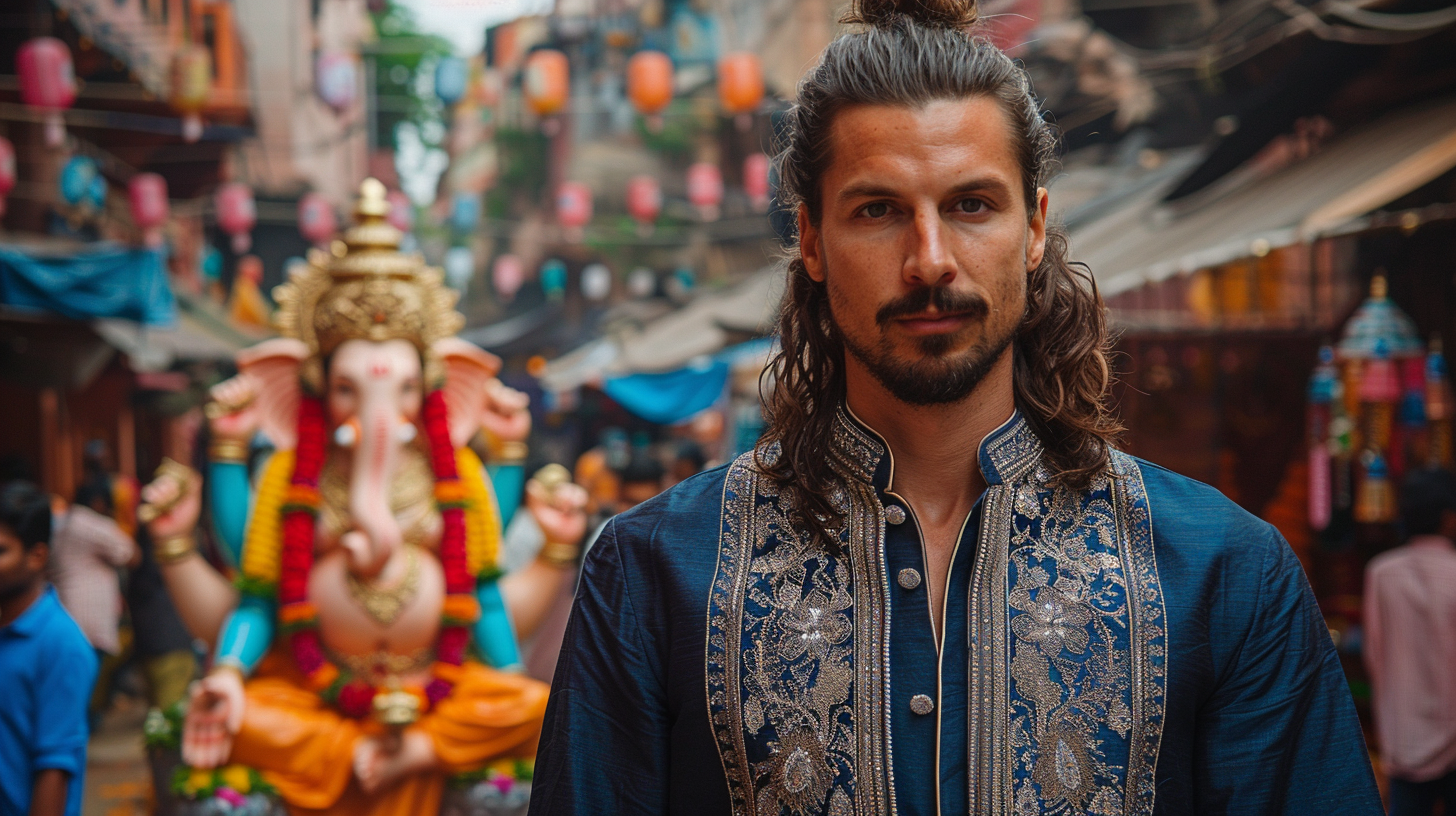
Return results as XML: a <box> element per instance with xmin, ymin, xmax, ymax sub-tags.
<box><xmin>862</xmin><ymin>202</ymin><xmax>890</xmax><ymax>218</ymax></box>
<box><xmin>956</xmin><ymin>198</ymin><xmax>987</xmax><ymax>214</ymax></box>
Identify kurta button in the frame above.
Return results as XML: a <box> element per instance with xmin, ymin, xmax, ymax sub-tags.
<box><xmin>897</xmin><ymin>568</ymin><xmax>921</xmax><ymax>590</ymax></box>
<box><xmin>884</xmin><ymin>504</ymin><xmax>906</xmax><ymax>525</ymax></box>
<box><xmin>910</xmin><ymin>694</ymin><xmax>935</xmax><ymax>715</ymax></box>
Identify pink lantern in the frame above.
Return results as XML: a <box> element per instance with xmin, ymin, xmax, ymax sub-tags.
<box><xmin>386</xmin><ymin>189</ymin><xmax>413</xmax><ymax>233</ymax></box>
<box><xmin>18</xmin><ymin>38</ymin><xmax>77</xmax><ymax>147</ymax></box>
<box><xmin>626</xmin><ymin>175</ymin><xmax>662</xmax><ymax>236</ymax></box>
<box><xmin>215</xmin><ymin>183</ymin><xmax>256</xmax><ymax>254</ymax></box>
<box><xmin>743</xmin><ymin>152</ymin><xmax>771</xmax><ymax>212</ymax></box>
<box><xmin>687</xmin><ymin>162</ymin><xmax>723</xmax><ymax>221</ymax></box>
<box><xmin>298</xmin><ymin>192</ymin><xmax>337</xmax><ymax>246</ymax></box>
<box><xmin>493</xmin><ymin>254</ymin><xmax>525</xmax><ymax>301</ymax></box>
<box><xmin>128</xmin><ymin>173</ymin><xmax>170</xmax><ymax>247</ymax></box>
<box><xmin>556</xmin><ymin>181</ymin><xmax>592</xmax><ymax>242</ymax></box>
<box><xmin>0</xmin><ymin>137</ymin><xmax>14</xmax><ymax>219</ymax></box>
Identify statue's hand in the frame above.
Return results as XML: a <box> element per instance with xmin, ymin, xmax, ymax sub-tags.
<box><xmin>526</xmin><ymin>479</ymin><xmax>589</xmax><ymax>547</ymax></box>
<box><xmin>141</xmin><ymin>462</ymin><xmax>202</xmax><ymax>540</ymax></box>
<box><xmin>182</xmin><ymin>668</ymin><xmax>246</xmax><ymax>769</ymax></box>
<box><xmin>207</xmin><ymin>374</ymin><xmax>261</xmax><ymax>442</ymax></box>
<box><xmin>479</xmin><ymin>379</ymin><xmax>531</xmax><ymax>444</ymax></box>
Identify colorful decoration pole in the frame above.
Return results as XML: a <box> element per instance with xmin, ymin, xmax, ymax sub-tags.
<box><xmin>18</xmin><ymin>37</ymin><xmax>76</xmax><ymax>147</ymax></box>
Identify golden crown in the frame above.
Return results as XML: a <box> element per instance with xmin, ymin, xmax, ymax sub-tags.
<box><xmin>272</xmin><ymin>179</ymin><xmax>464</xmax><ymax>386</ymax></box>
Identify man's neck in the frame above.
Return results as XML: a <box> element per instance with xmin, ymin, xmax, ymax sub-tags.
<box><xmin>0</xmin><ymin>580</ymin><xmax>44</xmax><ymax>628</ymax></box>
<box><xmin>844</xmin><ymin>351</ymin><xmax>1016</xmax><ymax>526</ymax></box>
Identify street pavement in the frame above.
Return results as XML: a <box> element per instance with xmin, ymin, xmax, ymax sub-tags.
<box><xmin>84</xmin><ymin>694</ymin><xmax>152</xmax><ymax>816</ymax></box>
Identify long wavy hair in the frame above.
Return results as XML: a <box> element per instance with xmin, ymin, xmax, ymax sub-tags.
<box><xmin>759</xmin><ymin>0</ymin><xmax>1123</xmax><ymax>539</ymax></box>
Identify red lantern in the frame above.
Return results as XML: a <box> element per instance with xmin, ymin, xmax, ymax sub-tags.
<box><xmin>0</xmin><ymin>137</ymin><xmax>14</xmax><ymax>219</ymax></box>
<box><xmin>171</xmin><ymin>44</ymin><xmax>212</xmax><ymax>142</ymax></box>
<box><xmin>717</xmin><ymin>52</ymin><xmax>763</xmax><ymax>129</ymax></box>
<box><xmin>128</xmin><ymin>173</ymin><xmax>170</xmax><ymax>247</ymax></box>
<box><xmin>626</xmin><ymin>175</ymin><xmax>662</xmax><ymax>236</ymax></box>
<box><xmin>556</xmin><ymin>181</ymin><xmax>592</xmax><ymax>242</ymax></box>
<box><xmin>744</xmin><ymin>152</ymin><xmax>771</xmax><ymax>212</ymax></box>
<box><xmin>298</xmin><ymin>192</ymin><xmax>337</xmax><ymax>247</ymax></box>
<box><xmin>386</xmin><ymin>189</ymin><xmax>413</xmax><ymax>233</ymax></box>
<box><xmin>687</xmin><ymin>162</ymin><xmax>723</xmax><ymax>221</ymax></box>
<box><xmin>524</xmin><ymin>50</ymin><xmax>569</xmax><ymax>118</ymax></box>
<box><xmin>18</xmin><ymin>38</ymin><xmax>77</xmax><ymax>147</ymax></box>
<box><xmin>493</xmin><ymin>255</ymin><xmax>525</xmax><ymax>301</ymax></box>
<box><xmin>627</xmin><ymin>51</ymin><xmax>673</xmax><ymax>127</ymax></box>
<box><xmin>215</xmin><ymin>183</ymin><xmax>256</xmax><ymax>254</ymax></box>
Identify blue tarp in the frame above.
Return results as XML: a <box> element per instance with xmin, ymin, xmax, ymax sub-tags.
<box><xmin>0</xmin><ymin>243</ymin><xmax>176</xmax><ymax>326</ymax></box>
<box><xmin>600</xmin><ymin>338</ymin><xmax>775</xmax><ymax>425</ymax></box>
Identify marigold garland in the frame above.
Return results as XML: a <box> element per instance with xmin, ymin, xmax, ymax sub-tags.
<box><xmin>274</xmin><ymin>390</ymin><xmax>482</xmax><ymax>718</ymax></box>
<box><xmin>237</xmin><ymin>451</ymin><xmax>295</xmax><ymax>592</ymax></box>
<box><xmin>456</xmin><ymin>446</ymin><xmax>501</xmax><ymax>577</ymax></box>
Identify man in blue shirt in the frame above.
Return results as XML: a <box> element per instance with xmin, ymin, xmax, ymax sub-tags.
<box><xmin>530</xmin><ymin>0</ymin><xmax>1383</xmax><ymax>813</ymax></box>
<box><xmin>0</xmin><ymin>481</ymin><xmax>98</xmax><ymax>816</ymax></box>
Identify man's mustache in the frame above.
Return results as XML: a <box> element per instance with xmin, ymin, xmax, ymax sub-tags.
<box><xmin>875</xmin><ymin>287</ymin><xmax>990</xmax><ymax>326</ymax></box>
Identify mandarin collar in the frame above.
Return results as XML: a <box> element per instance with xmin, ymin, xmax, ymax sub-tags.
<box><xmin>830</xmin><ymin>405</ymin><xmax>1044</xmax><ymax>491</ymax></box>
<box><xmin>2</xmin><ymin>585</ymin><xmax>58</xmax><ymax>638</ymax></box>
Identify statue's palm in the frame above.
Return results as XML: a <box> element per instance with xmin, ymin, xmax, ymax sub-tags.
<box><xmin>479</xmin><ymin>380</ymin><xmax>531</xmax><ymax>443</ymax></box>
<box><xmin>527</xmin><ymin>481</ymin><xmax>589</xmax><ymax>546</ymax></box>
<box><xmin>182</xmin><ymin>671</ymin><xmax>245</xmax><ymax>769</ymax></box>
<box><xmin>209</xmin><ymin>374</ymin><xmax>262</xmax><ymax>441</ymax></box>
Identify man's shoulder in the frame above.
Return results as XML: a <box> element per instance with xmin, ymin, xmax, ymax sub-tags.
<box><xmin>603</xmin><ymin>461</ymin><xmax>733</xmax><ymax>556</ymax></box>
<box><xmin>7</xmin><ymin>590</ymin><xmax>95</xmax><ymax>665</ymax></box>
<box><xmin>1125</xmin><ymin>455</ymin><xmax>1287</xmax><ymax>565</ymax></box>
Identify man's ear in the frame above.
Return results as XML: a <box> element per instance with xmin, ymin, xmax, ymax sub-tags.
<box><xmin>1026</xmin><ymin>187</ymin><xmax>1049</xmax><ymax>272</ymax></box>
<box><xmin>26</xmin><ymin>541</ymin><xmax>48</xmax><ymax>573</ymax></box>
<box><xmin>797</xmin><ymin>204</ymin><xmax>826</xmax><ymax>283</ymax></box>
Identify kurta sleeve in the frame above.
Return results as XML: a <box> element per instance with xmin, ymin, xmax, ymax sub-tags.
<box><xmin>1193</xmin><ymin>529</ymin><xmax>1382</xmax><ymax>815</ymax></box>
<box><xmin>529</xmin><ymin>518</ymin><xmax>670</xmax><ymax>815</ymax></box>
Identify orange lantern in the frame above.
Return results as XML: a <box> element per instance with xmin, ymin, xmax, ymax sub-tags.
<box><xmin>524</xmin><ymin>50</ymin><xmax>569</xmax><ymax>118</ymax></box>
<box><xmin>717</xmin><ymin>52</ymin><xmax>763</xmax><ymax>128</ymax></box>
<box><xmin>171</xmin><ymin>44</ymin><xmax>212</xmax><ymax>142</ymax></box>
<box><xmin>627</xmin><ymin>51</ymin><xmax>673</xmax><ymax>127</ymax></box>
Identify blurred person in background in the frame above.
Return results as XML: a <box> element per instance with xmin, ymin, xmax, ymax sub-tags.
<box><xmin>0</xmin><ymin>481</ymin><xmax>97</xmax><ymax>816</ymax></box>
<box><xmin>128</xmin><ymin>526</ymin><xmax>197</xmax><ymax>711</ymax></box>
<box><xmin>664</xmin><ymin>440</ymin><xmax>707</xmax><ymax>489</ymax></box>
<box><xmin>1364</xmin><ymin>468</ymin><xmax>1456</xmax><ymax>815</ymax></box>
<box><xmin>74</xmin><ymin>439</ymin><xmax>138</xmax><ymax>537</ymax></box>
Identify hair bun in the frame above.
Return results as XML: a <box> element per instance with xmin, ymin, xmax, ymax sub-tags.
<box><xmin>841</xmin><ymin>0</ymin><xmax>979</xmax><ymax>29</ymax></box>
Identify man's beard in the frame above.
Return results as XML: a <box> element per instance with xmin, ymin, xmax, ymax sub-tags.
<box><xmin>836</xmin><ymin>285</ymin><xmax>1018</xmax><ymax>406</ymax></box>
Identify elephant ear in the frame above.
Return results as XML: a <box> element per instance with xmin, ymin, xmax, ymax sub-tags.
<box><xmin>236</xmin><ymin>338</ymin><xmax>311</xmax><ymax>450</ymax></box>
<box><xmin>432</xmin><ymin>337</ymin><xmax>502</xmax><ymax>449</ymax></box>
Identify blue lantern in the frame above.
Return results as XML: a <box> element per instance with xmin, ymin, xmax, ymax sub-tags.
<box><xmin>541</xmin><ymin>258</ymin><xmax>567</xmax><ymax>301</ymax></box>
<box><xmin>87</xmin><ymin>174</ymin><xmax>107</xmax><ymax>211</ymax></box>
<box><xmin>450</xmin><ymin>192</ymin><xmax>479</xmax><ymax>233</ymax></box>
<box><xmin>435</xmin><ymin>56</ymin><xmax>467</xmax><ymax>106</ymax></box>
<box><xmin>60</xmin><ymin>156</ymin><xmax>98</xmax><ymax>207</ymax></box>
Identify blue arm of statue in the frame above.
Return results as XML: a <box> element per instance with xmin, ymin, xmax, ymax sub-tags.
<box><xmin>487</xmin><ymin>463</ymin><xmax>525</xmax><ymax>530</ymax></box>
<box><xmin>474</xmin><ymin>578</ymin><xmax>523</xmax><ymax>671</ymax></box>
<box><xmin>208</xmin><ymin>460</ymin><xmax>250</xmax><ymax>569</ymax></box>
<box><xmin>215</xmin><ymin>594</ymin><xmax>275</xmax><ymax>675</ymax></box>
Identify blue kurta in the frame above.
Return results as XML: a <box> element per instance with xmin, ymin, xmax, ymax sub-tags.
<box><xmin>530</xmin><ymin>410</ymin><xmax>1381</xmax><ymax>815</ymax></box>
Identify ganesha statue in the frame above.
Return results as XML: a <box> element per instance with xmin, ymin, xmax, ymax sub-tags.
<box><xmin>139</xmin><ymin>179</ymin><xmax>586</xmax><ymax>816</ymax></box>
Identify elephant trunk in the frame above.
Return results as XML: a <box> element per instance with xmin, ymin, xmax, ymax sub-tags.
<box><xmin>346</xmin><ymin>403</ymin><xmax>404</xmax><ymax>578</ymax></box>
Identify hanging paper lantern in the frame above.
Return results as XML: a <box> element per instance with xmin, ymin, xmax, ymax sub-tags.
<box><xmin>434</xmin><ymin>56</ymin><xmax>468</xmax><ymax>106</ymax></box>
<box><xmin>524</xmin><ymin>50</ymin><xmax>569</xmax><ymax>118</ymax></box>
<box><xmin>627</xmin><ymin>267</ymin><xmax>656</xmax><ymax>299</ymax></box>
<box><xmin>60</xmin><ymin>156</ymin><xmax>98</xmax><ymax>208</ymax></box>
<box><xmin>687</xmin><ymin>162</ymin><xmax>723</xmax><ymax>221</ymax></box>
<box><xmin>128</xmin><ymin>173</ymin><xmax>170</xmax><ymax>247</ymax></box>
<box><xmin>215</xmin><ymin>183</ymin><xmax>257</xmax><ymax>254</ymax></box>
<box><xmin>0</xmin><ymin>137</ymin><xmax>15</xmax><ymax>218</ymax></box>
<box><xmin>556</xmin><ymin>181</ymin><xmax>592</xmax><ymax>242</ymax></box>
<box><xmin>744</xmin><ymin>152</ymin><xmax>771</xmax><ymax>212</ymax></box>
<box><xmin>170</xmin><ymin>44</ymin><xmax>213</xmax><ymax>142</ymax></box>
<box><xmin>87</xmin><ymin>174</ymin><xmax>107</xmax><ymax>212</ymax></box>
<box><xmin>297</xmin><ymin>192</ymin><xmax>336</xmax><ymax>246</ymax></box>
<box><xmin>316</xmin><ymin>52</ymin><xmax>359</xmax><ymax>112</ymax></box>
<box><xmin>444</xmin><ymin>246</ymin><xmax>474</xmax><ymax>293</ymax></box>
<box><xmin>626</xmin><ymin>175</ymin><xmax>662</xmax><ymax>236</ymax></box>
<box><xmin>627</xmin><ymin>50</ymin><xmax>673</xmax><ymax>127</ymax></box>
<box><xmin>386</xmin><ymin>189</ymin><xmax>413</xmax><ymax>233</ymax></box>
<box><xmin>18</xmin><ymin>37</ymin><xmax>76</xmax><ymax>147</ymax></box>
<box><xmin>581</xmin><ymin>263</ymin><xmax>612</xmax><ymax>301</ymax></box>
<box><xmin>541</xmin><ymin>258</ymin><xmax>567</xmax><ymax>301</ymax></box>
<box><xmin>492</xmin><ymin>254</ymin><xmax>525</xmax><ymax>301</ymax></box>
<box><xmin>717</xmin><ymin>52</ymin><xmax>763</xmax><ymax>129</ymax></box>
<box><xmin>450</xmin><ymin>192</ymin><xmax>480</xmax><ymax>233</ymax></box>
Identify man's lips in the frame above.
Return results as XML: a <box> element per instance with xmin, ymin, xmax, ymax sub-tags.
<box><xmin>893</xmin><ymin>311</ymin><xmax>976</xmax><ymax>334</ymax></box>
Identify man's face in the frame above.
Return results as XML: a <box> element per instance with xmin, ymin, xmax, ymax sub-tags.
<box><xmin>799</xmin><ymin>96</ymin><xmax>1048</xmax><ymax>405</ymax></box>
<box><xmin>0</xmin><ymin>525</ymin><xmax>44</xmax><ymax>601</ymax></box>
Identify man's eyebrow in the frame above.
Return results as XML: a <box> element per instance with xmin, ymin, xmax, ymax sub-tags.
<box><xmin>834</xmin><ymin>175</ymin><xmax>1014</xmax><ymax>203</ymax></box>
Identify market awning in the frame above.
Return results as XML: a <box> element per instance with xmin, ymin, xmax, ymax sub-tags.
<box><xmin>1072</xmin><ymin>96</ymin><xmax>1456</xmax><ymax>297</ymax></box>
<box><xmin>92</xmin><ymin>291</ymin><xmax>268</xmax><ymax>372</ymax></box>
<box><xmin>0</xmin><ymin>242</ymin><xmax>176</xmax><ymax>326</ymax></box>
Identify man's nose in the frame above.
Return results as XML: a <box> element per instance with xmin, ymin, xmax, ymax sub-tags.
<box><xmin>904</xmin><ymin>209</ymin><xmax>957</xmax><ymax>289</ymax></box>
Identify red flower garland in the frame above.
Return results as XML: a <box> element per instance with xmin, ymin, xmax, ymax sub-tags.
<box><xmin>279</xmin><ymin>390</ymin><xmax>478</xmax><ymax>717</ymax></box>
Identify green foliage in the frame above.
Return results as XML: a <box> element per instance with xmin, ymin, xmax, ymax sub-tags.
<box><xmin>367</xmin><ymin>1</ymin><xmax>453</xmax><ymax>150</ymax></box>
<box><xmin>486</xmin><ymin>127</ymin><xmax>552</xmax><ymax>215</ymax></box>
<box><xmin>143</xmin><ymin>701</ymin><xmax>187</xmax><ymax>750</ymax></box>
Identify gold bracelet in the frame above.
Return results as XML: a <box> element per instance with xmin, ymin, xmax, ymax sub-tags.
<box><xmin>539</xmin><ymin>540</ymin><xmax>580</xmax><ymax>568</ymax></box>
<box><xmin>211</xmin><ymin>661</ymin><xmax>246</xmax><ymax>681</ymax></box>
<box><xmin>490</xmin><ymin>439</ymin><xmax>528</xmax><ymax>465</ymax></box>
<box><xmin>153</xmin><ymin>532</ymin><xmax>197</xmax><ymax>564</ymax></box>
<box><xmin>209</xmin><ymin>437</ymin><xmax>250</xmax><ymax>463</ymax></box>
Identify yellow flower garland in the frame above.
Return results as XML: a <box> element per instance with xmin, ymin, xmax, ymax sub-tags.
<box><xmin>240</xmin><ymin>451</ymin><xmax>295</xmax><ymax>585</ymax></box>
<box><xmin>456</xmin><ymin>446</ymin><xmax>502</xmax><ymax>576</ymax></box>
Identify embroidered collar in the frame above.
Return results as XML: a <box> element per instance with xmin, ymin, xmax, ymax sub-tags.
<box><xmin>829</xmin><ymin>406</ymin><xmax>1045</xmax><ymax>490</ymax></box>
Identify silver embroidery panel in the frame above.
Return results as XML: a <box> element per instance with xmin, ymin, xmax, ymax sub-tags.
<box><xmin>968</xmin><ymin>481</ymin><xmax>1016</xmax><ymax>816</ymax></box>
<box><xmin>707</xmin><ymin>453</ymin><xmax>761</xmax><ymax>813</ymax></box>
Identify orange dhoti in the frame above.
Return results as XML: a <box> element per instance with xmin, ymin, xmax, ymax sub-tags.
<box><xmin>228</xmin><ymin>653</ymin><xmax>549</xmax><ymax>816</ymax></box>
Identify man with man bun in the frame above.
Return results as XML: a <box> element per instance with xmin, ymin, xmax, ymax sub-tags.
<box><xmin>531</xmin><ymin>1</ymin><xmax>1381</xmax><ymax>813</ymax></box>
